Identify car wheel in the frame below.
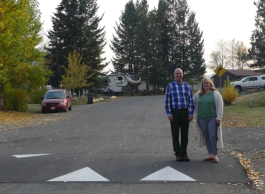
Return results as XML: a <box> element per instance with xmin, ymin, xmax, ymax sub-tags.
<box><xmin>236</xmin><ymin>86</ymin><xmax>242</xmax><ymax>93</ymax></box>
<box><xmin>64</xmin><ymin>105</ymin><xmax>68</xmax><ymax>112</ymax></box>
<box><xmin>42</xmin><ymin>109</ymin><xmax>46</xmax><ymax>114</ymax></box>
<box><xmin>69</xmin><ymin>105</ymin><xmax>72</xmax><ymax>111</ymax></box>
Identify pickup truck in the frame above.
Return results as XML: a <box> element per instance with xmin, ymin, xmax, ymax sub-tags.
<box><xmin>231</xmin><ymin>75</ymin><xmax>265</xmax><ymax>93</ymax></box>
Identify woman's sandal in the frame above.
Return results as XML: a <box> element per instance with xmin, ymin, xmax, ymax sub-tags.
<box><xmin>203</xmin><ymin>157</ymin><xmax>213</xmax><ymax>161</ymax></box>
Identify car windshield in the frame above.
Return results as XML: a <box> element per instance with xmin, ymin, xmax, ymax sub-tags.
<box><xmin>44</xmin><ymin>91</ymin><xmax>65</xmax><ymax>99</ymax></box>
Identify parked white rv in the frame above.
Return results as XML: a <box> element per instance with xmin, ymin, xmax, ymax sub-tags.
<box><xmin>231</xmin><ymin>75</ymin><xmax>265</xmax><ymax>93</ymax></box>
<box><xmin>98</xmin><ymin>72</ymin><xmax>141</xmax><ymax>95</ymax></box>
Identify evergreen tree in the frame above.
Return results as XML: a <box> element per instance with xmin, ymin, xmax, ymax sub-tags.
<box><xmin>134</xmin><ymin>0</ymin><xmax>153</xmax><ymax>93</ymax></box>
<box><xmin>110</xmin><ymin>0</ymin><xmax>138</xmax><ymax>73</ymax></box>
<box><xmin>110</xmin><ymin>0</ymin><xmax>205</xmax><ymax>93</ymax></box>
<box><xmin>45</xmin><ymin>0</ymin><xmax>107</xmax><ymax>91</ymax></box>
<box><xmin>185</xmin><ymin>10</ymin><xmax>206</xmax><ymax>81</ymax></box>
<box><xmin>156</xmin><ymin>0</ymin><xmax>175</xmax><ymax>87</ymax></box>
<box><xmin>249</xmin><ymin>0</ymin><xmax>265</xmax><ymax>73</ymax></box>
<box><xmin>147</xmin><ymin>9</ymin><xmax>164</xmax><ymax>93</ymax></box>
<box><xmin>172</xmin><ymin>0</ymin><xmax>206</xmax><ymax>81</ymax></box>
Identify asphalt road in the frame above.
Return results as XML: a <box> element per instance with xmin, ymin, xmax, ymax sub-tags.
<box><xmin>0</xmin><ymin>96</ymin><xmax>257</xmax><ymax>193</ymax></box>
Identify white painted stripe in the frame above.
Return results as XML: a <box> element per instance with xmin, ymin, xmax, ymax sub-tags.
<box><xmin>47</xmin><ymin>167</ymin><xmax>109</xmax><ymax>182</ymax></box>
<box><xmin>140</xmin><ymin>166</ymin><xmax>196</xmax><ymax>181</ymax></box>
<box><xmin>12</xmin><ymin>154</ymin><xmax>51</xmax><ymax>158</ymax></box>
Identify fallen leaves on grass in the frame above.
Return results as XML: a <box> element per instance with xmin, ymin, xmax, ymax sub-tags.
<box><xmin>231</xmin><ymin>151</ymin><xmax>264</xmax><ymax>191</ymax></box>
<box><xmin>222</xmin><ymin>91</ymin><xmax>265</xmax><ymax>127</ymax></box>
<box><xmin>0</xmin><ymin>110</ymin><xmax>70</xmax><ymax>131</ymax></box>
<box><xmin>72</xmin><ymin>97</ymin><xmax>88</xmax><ymax>105</ymax></box>
<box><xmin>222</xmin><ymin>115</ymin><xmax>265</xmax><ymax>127</ymax></box>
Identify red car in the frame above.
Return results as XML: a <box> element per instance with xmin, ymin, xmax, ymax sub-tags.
<box><xmin>41</xmin><ymin>89</ymin><xmax>72</xmax><ymax>113</ymax></box>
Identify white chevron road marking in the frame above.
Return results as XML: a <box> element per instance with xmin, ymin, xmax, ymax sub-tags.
<box><xmin>47</xmin><ymin>167</ymin><xmax>109</xmax><ymax>182</ymax></box>
<box><xmin>12</xmin><ymin>154</ymin><xmax>51</xmax><ymax>158</ymax></box>
<box><xmin>140</xmin><ymin>166</ymin><xmax>196</xmax><ymax>181</ymax></box>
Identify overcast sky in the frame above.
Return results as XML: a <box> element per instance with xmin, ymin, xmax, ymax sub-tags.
<box><xmin>38</xmin><ymin>0</ymin><xmax>257</xmax><ymax>74</ymax></box>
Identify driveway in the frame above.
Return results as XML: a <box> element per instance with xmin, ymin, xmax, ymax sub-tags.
<box><xmin>0</xmin><ymin>96</ymin><xmax>263</xmax><ymax>193</ymax></box>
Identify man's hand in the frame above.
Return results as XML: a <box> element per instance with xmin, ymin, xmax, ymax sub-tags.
<box><xmin>188</xmin><ymin>115</ymin><xmax>193</xmax><ymax>122</ymax></box>
<box><xmin>168</xmin><ymin>114</ymin><xmax>173</xmax><ymax>121</ymax></box>
<box><xmin>216</xmin><ymin>119</ymin><xmax>220</xmax><ymax>124</ymax></box>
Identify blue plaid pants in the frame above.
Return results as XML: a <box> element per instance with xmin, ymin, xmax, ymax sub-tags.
<box><xmin>198</xmin><ymin>117</ymin><xmax>218</xmax><ymax>155</ymax></box>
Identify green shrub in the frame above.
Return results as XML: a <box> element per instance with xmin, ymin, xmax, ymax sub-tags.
<box><xmin>4</xmin><ymin>88</ymin><xmax>29</xmax><ymax>112</ymax></box>
<box><xmin>222</xmin><ymin>75</ymin><xmax>238</xmax><ymax>103</ymax></box>
<box><xmin>30</xmin><ymin>87</ymin><xmax>47</xmax><ymax>104</ymax></box>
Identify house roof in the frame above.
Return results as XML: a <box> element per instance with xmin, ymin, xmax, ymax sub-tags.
<box><xmin>226</xmin><ymin>69</ymin><xmax>261</xmax><ymax>76</ymax></box>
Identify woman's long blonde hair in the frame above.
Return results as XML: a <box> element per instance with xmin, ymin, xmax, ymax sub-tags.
<box><xmin>199</xmin><ymin>78</ymin><xmax>217</xmax><ymax>95</ymax></box>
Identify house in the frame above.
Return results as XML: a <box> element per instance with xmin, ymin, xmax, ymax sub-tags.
<box><xmin>211</xmin><ymin>69</ymin><xmax>261</xmax><ymax>88</ymax></box>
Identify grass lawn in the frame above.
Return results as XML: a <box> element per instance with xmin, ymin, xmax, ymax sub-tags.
<box><xmin>27</xmin><ymin>104</ymin><xmax>42</xmax><ymax>114</ymax></box>
<box><xmin>223</xmin><ymin>91</ymin><xmax>265</xmax><ymax>127</ymax></box>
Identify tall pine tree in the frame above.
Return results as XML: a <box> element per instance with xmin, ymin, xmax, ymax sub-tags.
<box><xmin>249</xmin><ymin>0</ymin><xmax>265</xmax><ymax>73</ymax></box>
<box><xmin>146</xmin><ymin>9</ymin><xmax>163</xmax><ymax>92</ymax></box>
<box><xmin>110</xmin><ymin>0</ymin><xmax>138</xmax><ymax>73</ymax></box>
<box><xmin>110</xmin><ymin>0</ymin><xmax>205</xmax><ymax>93</ymax></box>
<box><xmin>172</xmin><ymin>0</ymin><xmax>206</xmax><ymax>81</ymax></box>
<box><xmin>134</xmin><ymin>0</ymin><xmax>151</xmax><ymax>92</ymax></box>
<box><xmin>45</xmin><ymin>0</ymin><xmax>107</xmax><ymax>91</ymax></box>
<box><xmin>156</xmin><ymin>0</ymin><xmax>175</xmax><ymax>87</ymax></box>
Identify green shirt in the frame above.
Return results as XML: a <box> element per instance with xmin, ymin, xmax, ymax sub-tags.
<box><xmin>198</xmin><ymin>91</ymin><xmax>217</xmax><ymax>118</ymax></box>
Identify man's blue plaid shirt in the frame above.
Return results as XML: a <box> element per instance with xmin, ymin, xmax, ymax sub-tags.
<box><xmin>165</xmin><ymin>80</ymin><xmax>194</xmax><ymax>116</ymax></box>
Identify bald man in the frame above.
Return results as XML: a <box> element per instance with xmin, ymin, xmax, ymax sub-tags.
<box><xmin>165</xmin><ymin>68</ymin><xmax>194</xmax><ymax>161</ymax></box>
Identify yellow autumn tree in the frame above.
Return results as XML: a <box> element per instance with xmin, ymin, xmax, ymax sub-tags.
<box><xmin>222</xmin><ymin>75</ymin><xmax>238</xmax><ymax>105</ymax></box>
<box><xmin>0</xmin><ymin>0</ymin><xmax>51</xmax><ymax>110</ymax></box>
<box><xmin>62</xmin><ymin>50</ymin><xmax>93</xmax><ymax>95</ymax></box>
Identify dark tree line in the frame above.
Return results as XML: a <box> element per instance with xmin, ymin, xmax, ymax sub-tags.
<box><xmin>110</xmin><ymin>0</ymin><xmax>206</xmax><ymax>93</ymax></box>
<box><xmin>249</xmin><ymin>0</ymin><xmax>265</xmax><ymax>73</ymax></box>
<box><xmin>45</xmin><ymin>0</ymin><xmax>108</xmax><ymax>92</ymax></box>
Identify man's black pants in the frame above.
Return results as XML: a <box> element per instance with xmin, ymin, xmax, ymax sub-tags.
<box><xmin>170</xmin><ymin>109</ymin><xmax>189</xmax><ymax>156</ymax></box>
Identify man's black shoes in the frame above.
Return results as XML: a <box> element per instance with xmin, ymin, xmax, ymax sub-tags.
<box><xmin>175</xmin><ymin>154</ymin><xmax>183</xmax><ymax>162</ymax></box>
<box><xmin>182</xmin><ymin>155</ymin><xmax>190</xmax><ymax>162</ymax></box>
<box><xmin>175</xmin><ymin>154</ymin><xmax>190</xmax><ymax>162</ymax></box>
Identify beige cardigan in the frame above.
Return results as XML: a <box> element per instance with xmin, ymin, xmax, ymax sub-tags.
<box><xmin>193</xmin><ymin>90</ymin><xmax>224</xmax><ymax>148</ymax></box>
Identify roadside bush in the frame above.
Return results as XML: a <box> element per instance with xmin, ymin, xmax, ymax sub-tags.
<box><xmin>4</xmin><ymin>88</ymin><xmax>29</xmax><ymax>112</ymax></box>
<box><xmin>222</xmin><ymin>75</ymin><xmax>238</xmax><ymax>104</ymax></box>
<box><xmin>30</xmin><ymin>87</ymin><xmax>47</xmax><ymax>104</ymax></box>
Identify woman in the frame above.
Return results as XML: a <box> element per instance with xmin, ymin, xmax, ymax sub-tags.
<box><xmin>194</xmin><ymin>78</ymin><xmax>223</xmax><ymax>163</ymax></box>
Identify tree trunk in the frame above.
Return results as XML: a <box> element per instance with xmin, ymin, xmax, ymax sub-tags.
<box><xmin>154</xmin><ymin>85</ymin><xmax>157</xmax><ymax>95</ymax></box>
<box><xmin>0</xmin><ymin>85</ymin><xmax>4</xmax><ymax>110</ymax></box>
<box><xmin>146</xmin><ymin>77</ymin><xmax>150</xmax><ymax>94</ymax></box>
<box><xmin>73</xmin><ymin>77</ymin><xmax>76</xmax><ymax>98</ymax></box>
